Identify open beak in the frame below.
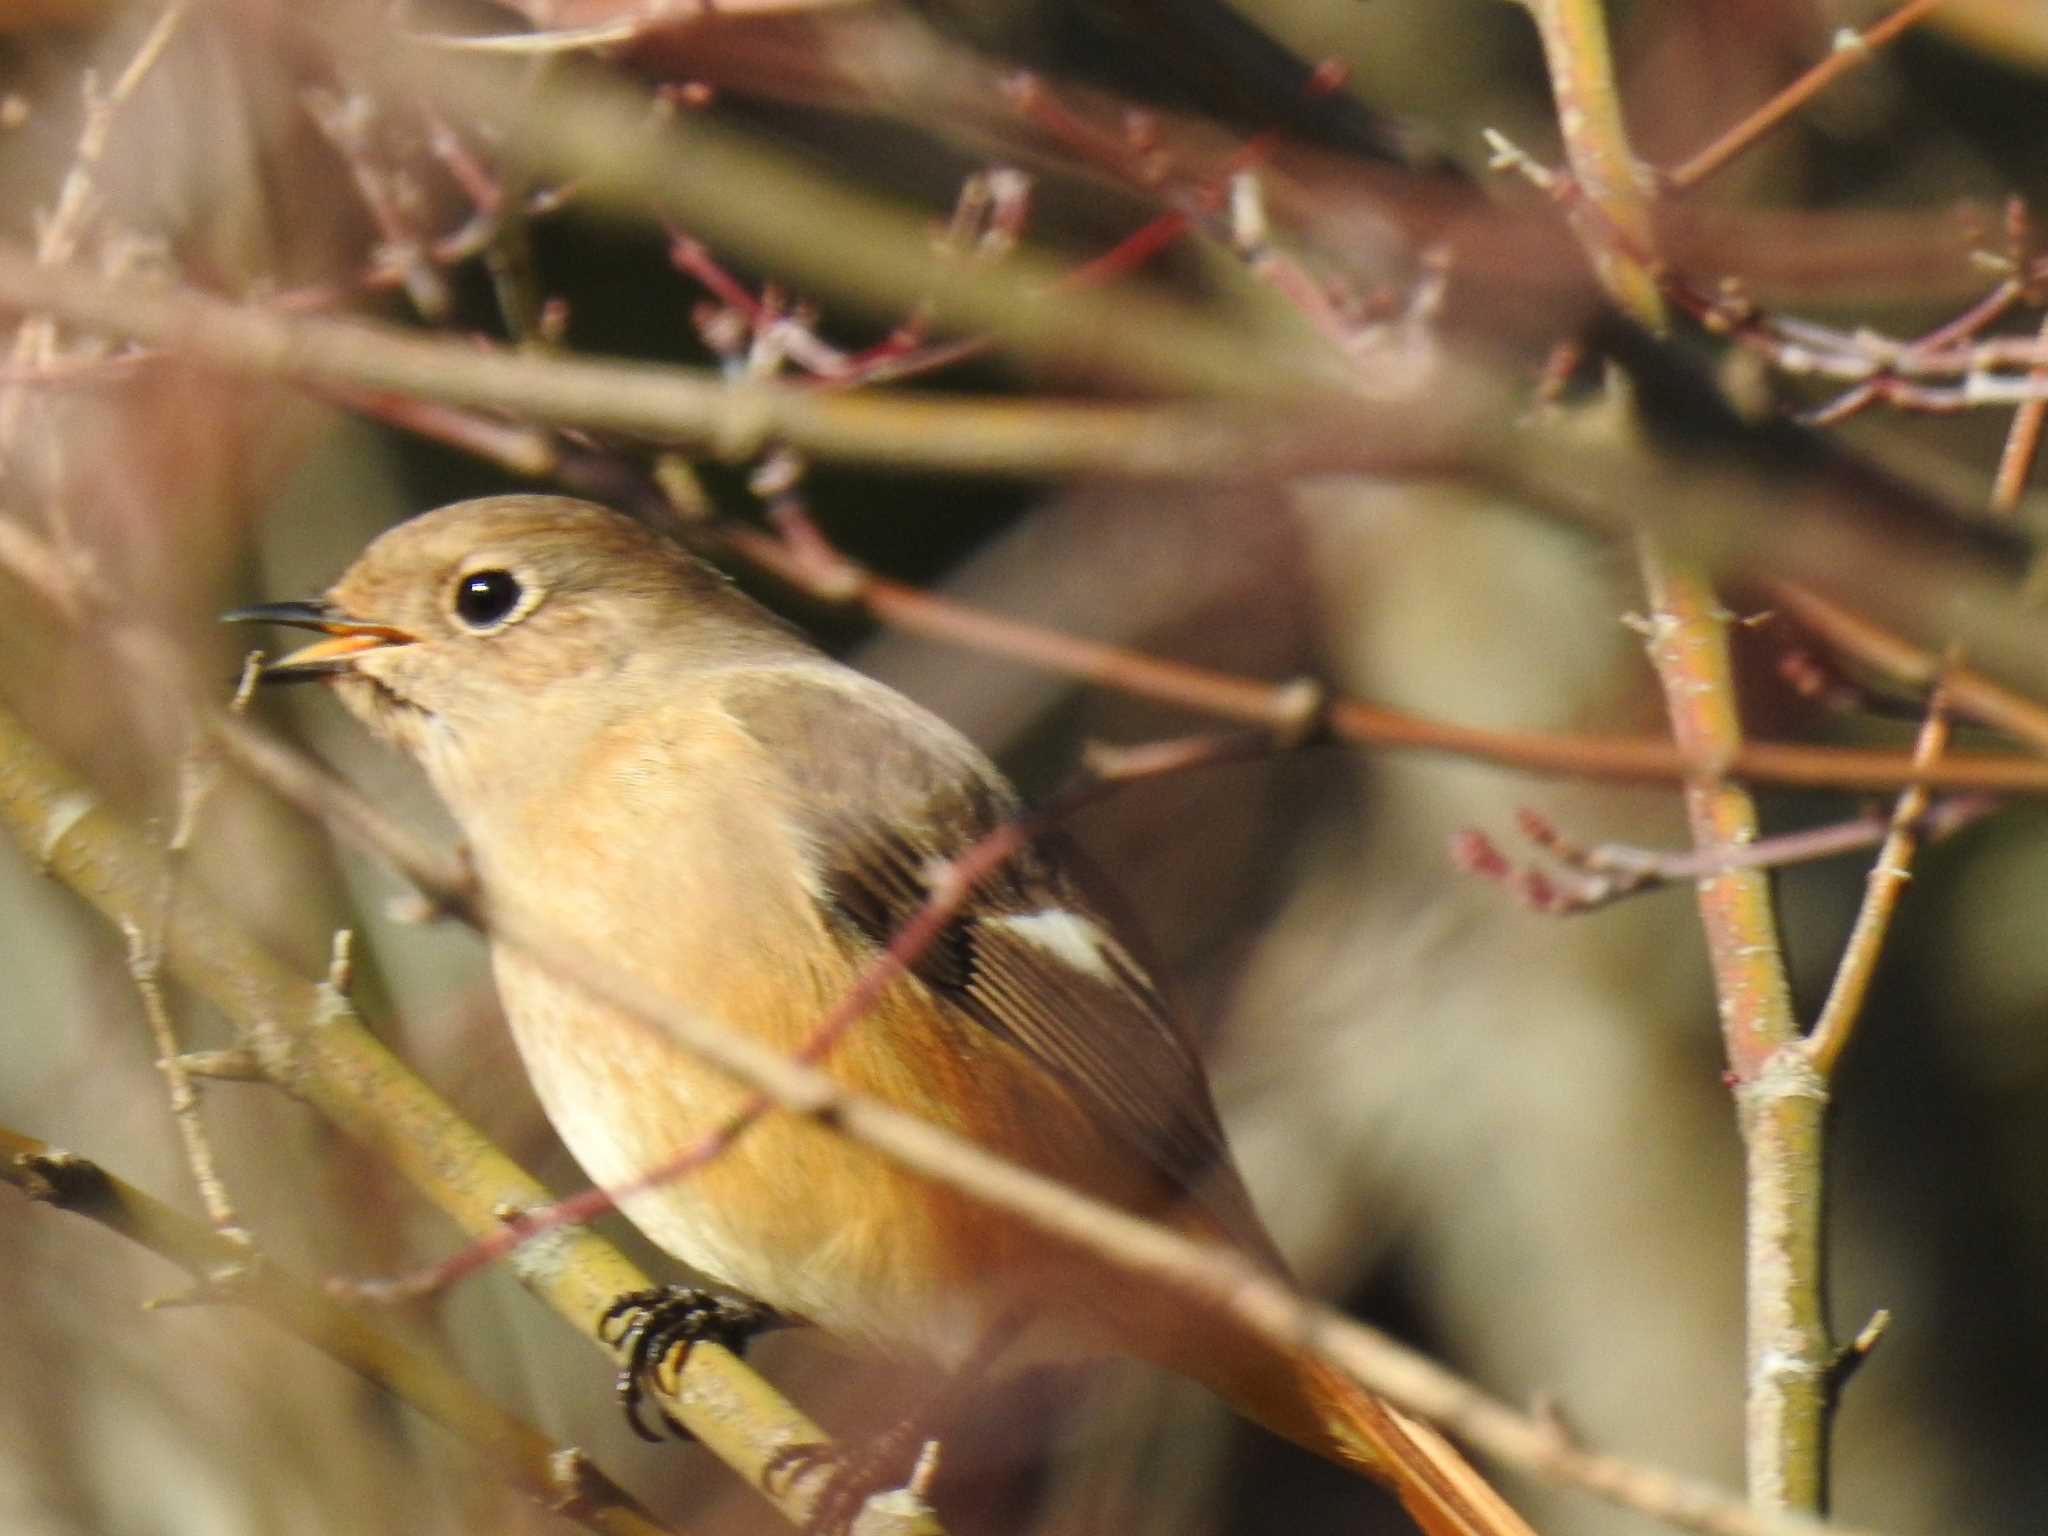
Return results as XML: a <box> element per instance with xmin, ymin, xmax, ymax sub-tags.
<box><xmin>221</xmin><ymin>600</ymin><xmax>417</xmax><ymax>683</ymax></box>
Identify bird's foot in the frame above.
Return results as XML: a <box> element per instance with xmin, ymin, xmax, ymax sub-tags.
<box><xmin>598</xmin><ymin>1285</ymin><xmax>785</xmax><ymax>1442</ymax></box>
<box><xmin>766</xmin><ymin>1416</ymin><xmax>937</xmax><ymax>1536</ymax></box>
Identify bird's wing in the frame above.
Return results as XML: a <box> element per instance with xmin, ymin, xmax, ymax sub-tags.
<box><xmin>723</xmin><ymin>666</ymin><xmax>1251</xmax><ymax>1229</ymax></box>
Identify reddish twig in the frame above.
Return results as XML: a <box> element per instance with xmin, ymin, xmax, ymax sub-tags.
<box><xmin>1454</xmin><ymin>795</ymin><xmax>1994</xmax><ymax>915</ymax></box>
<box><xmin>1803</xmin><ymin>665</ymin><xmax>1957</xmax><ymax>1076</ymax></box>
<box><xmin>1665</xmin><ymin>0</ymin><xmax>1950</xmax><ymax>192</ymax></box>
<box><xmin>1764</xmin><ymin>579</ymin><xmax>2048</xmax><ymax>755</ymax></box>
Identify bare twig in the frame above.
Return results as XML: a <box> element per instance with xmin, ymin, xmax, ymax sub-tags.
<box><xmin>1804</xmin><ymin>664</ymin><xmax>1957</xmax><ymax>1077</ymax></box>
<box><xmin>0</xmin><ymin>1125</ymin><xmax>681</xmax><ymax>1536</ymax></box>
<box><xmin>0</xmin><ymin>241</ymin><xmax>1448</xmax><ymax>482</ymax></box>
<box><xmin>1666</xmin><ymin>0</ymin><xmax>1950</xmax><ymax>192</ymax></box>
<box><xmin>123</xmin><ymin>918</ymin><xmax>246</xmax><ymax>1241</ymax></box>
<box><xmin>1453</xmin><ymin>794</ymin><xmax>1995</xmax><ymax>915</ymax></box>
<box><xmin>1991</xmin><ymin>308</ymin><xmax>2048</xmax><ymax>514</ymax></box>
<box><xmin>123</xmin><ymin>664</ymin><xmax>263</xmax><ymax>1240</ymax></box>
<box><xmin>1764</xmin><ymin>580</ymin><xmax>2048</xmax><ymax>755</ymax></box>
<box><xmin>737</xmin><ymin>528</ymin><xmax>2048</xmax><ymax>794</ymax></box>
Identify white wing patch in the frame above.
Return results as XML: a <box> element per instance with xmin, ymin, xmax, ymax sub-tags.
<box><xmin>986</xmin><ymin>909</ymin><xmax>1122</xmax><ymax>985</ymax></box>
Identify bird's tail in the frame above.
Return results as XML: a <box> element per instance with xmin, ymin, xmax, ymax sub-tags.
<box><xmin>1301</xmin><ymin>1357</ymin><xmax>1540</xmax><ymax>1536</ymax></box>
<box><xmin>1193</xmin><ymin>1342</ymin><xmax>1541</xmax><ymax>1536</ymax></box>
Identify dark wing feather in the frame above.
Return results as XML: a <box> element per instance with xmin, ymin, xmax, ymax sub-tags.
<box><xmin>725</xmin><ymin>668</ymin><xmax>1240</xmax><ymax>1212</ymax></box>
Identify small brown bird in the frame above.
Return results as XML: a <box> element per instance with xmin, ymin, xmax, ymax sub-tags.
<box><xmin>230</xmin><ymin>495</ymin><xmax>1536</xmax><ymax>1536</ymax></box>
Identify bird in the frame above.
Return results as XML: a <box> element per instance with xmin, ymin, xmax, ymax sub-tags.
<box><xmin>227</xmin><ymin>494</ymin><xmax>1537</xmax><ymax>1536</ymax></box>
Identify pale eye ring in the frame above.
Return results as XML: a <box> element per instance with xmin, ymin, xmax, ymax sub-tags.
<box><xmin>451</xmin><ymin>568</ymin><xmax>527</xmax><ymax>631</ymax></box>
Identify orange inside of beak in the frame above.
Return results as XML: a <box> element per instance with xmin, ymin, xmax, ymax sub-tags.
<box><xmin>270</xmin><ymin>628</ymin><xmax>410</xmax><ymax>671</ymax></box>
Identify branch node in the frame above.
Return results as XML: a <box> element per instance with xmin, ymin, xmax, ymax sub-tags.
<box><xmin>143</xmin><ymin>1251</ymin><xmax>261</xmax><ymax>1310</ymax></box>
<box><xmin>1266</xmin><ymin>676</ymin><xmax>1329</xmax><ymax>750</ymax></box>
<box><xmin>1732</xmin><ymin>1044</ymin><xmax>1831</xmax><ymax>1114</ymax></box>
<box><xmin>167</xmin><ymin>1047</ymin><xmax>265</xmax><ymax>1082</ymax></box>
<box><xmin>326</xmin><ymin>927</ymin><xmax>356</xmax><ymax>995</ymax></box>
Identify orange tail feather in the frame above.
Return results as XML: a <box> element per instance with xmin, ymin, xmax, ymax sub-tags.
<box><xmin>1201</xmin><ymin>1346</ymin><xmax>1541</xmax><ymax>1536</ymax></box>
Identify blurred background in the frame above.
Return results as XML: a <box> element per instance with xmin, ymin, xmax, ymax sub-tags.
<box><xmin>2</xmin><ymin>1</ymin><xmax>2047</xmax><ymax>1534</ymax></box>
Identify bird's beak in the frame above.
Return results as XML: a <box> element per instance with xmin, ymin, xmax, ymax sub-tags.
<box><xmin>221</xmin><ymin>600</ymin><xmax>417</xmax><ymax>683</ymax></box>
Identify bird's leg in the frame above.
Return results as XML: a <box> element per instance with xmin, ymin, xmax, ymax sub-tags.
<box><xmin>765</xmin><ymin>1315</ymin><xmax>1027</xmax><ymax>1536</ymax></box>
<box><xmin>599</xmin><ymin>1285</ymin><xmax>792</xmax><ymax>1442</ymax></box>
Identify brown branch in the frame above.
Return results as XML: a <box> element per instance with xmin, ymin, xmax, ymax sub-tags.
<box><xmin>1764</xmin><ymin>579</ymin><xmax>2048</xmax><ymax>755</ymax></box>
<box><xmin>232</xmin><ymin>372</ymin><xmax>2048</xmax><ymax>802</ymax></box>
<box><xmin>1991</xmin><ymin>308</ymin><xmax>2048</xmax><ymax>514</ymax></box>
<box><xmin>129</xmin><ymin>674</ymin><xmax>262</xmax><ymax>1242</ymax></box>
<box><xmin>731</xmin><ymin>526</ymin><xmax>2048</xmax><ymax>795</ymax></box>
<box><xmin>1804</xmin><ymin>670</ymin><xmax>1956</xmax><ymax>1077</ymax></box>
<box><xmin>1666</xmin><ymin>0</ymin><xmax>1950</xmax><ymax>193</ymax></box>
<box><xmin>0</xmin><ymin>1125</ymin><xmax>680</xmax><ymax>1536</ymax></box>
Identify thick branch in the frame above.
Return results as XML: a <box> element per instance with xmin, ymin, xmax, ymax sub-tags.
<box><xmin>0</xmin><ymin>244</ymin><xmax>1446</xmax><ymax>484</ymax></box>
<box><xmin>1516</xmin><ymin>0</ymin><xmax>1666</xmax><ymax>328</ymax></box>
<box><xmin>1639</xmin><ymin>541</ymin><xmax>1830</xmax><ymax>1514</ymax></box>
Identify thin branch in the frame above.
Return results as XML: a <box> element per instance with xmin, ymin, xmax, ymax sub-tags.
<box><xmin>0</xmin><ymin>1125</ymin><xmax>681</xmax><ymax>1536</ymax></box>
<box><xmin>1453</xmin><ymin>795</ymin><xmax>1995</xmax><ymax>915</ymax></box>
<box><xmin>1764</xmin><ymin>579</ymin><xmax>2048</xmax><ymax>755</ymax></box>
<box><xmin>1638</xmin><ymin>546</ymin><xmax>1803</xmax><ymax>1073</ymax></box>
<box><xmin>125</xmin><ymin>668</ymin><xmax>262</xmax><ymax>1240</ymax></box>
<box><xmin>12</xmin><ymin>238</ymin><xmax>2048</xmax><ymax>716</ymax></box>
<box><xmin>731</xmin><ymin>526</ymin><xmax>2048</xmax><ymax>795</ymax></box>
<box><xmin>1990</xmin><ymin>308</ymin><xmax>2048</xmax><ymax>514</ymax></box>
<box><xmin>1804</xmin><ymin>667</ymin><xmax>1956</xmax><ymax>1077</ymax></box>
<box><xmin>1666</xmin><ymin>0</ymin><xmax>1949</xmax><ymax>193</ymax></box>
<box><xmin>123</xmin><ymin>918</ymin><xmax>246</xmax><ymax>1241</ymax></box>
<box><xmin>411</xmin><ymin>0</ymin><xmax>869</xmax><ymax>54</ymax></box>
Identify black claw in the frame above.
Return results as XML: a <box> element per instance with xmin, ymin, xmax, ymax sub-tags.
<box><xmin>599</xmin><ymin>1286</ymin><xmax>786</xmax><ymax>1443</ymax></box>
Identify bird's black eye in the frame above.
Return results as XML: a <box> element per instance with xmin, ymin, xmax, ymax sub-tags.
<box><xmin>453</xmin><ymin>569</ymin><xmax>523</xmax><ymax>630</ymax></box>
